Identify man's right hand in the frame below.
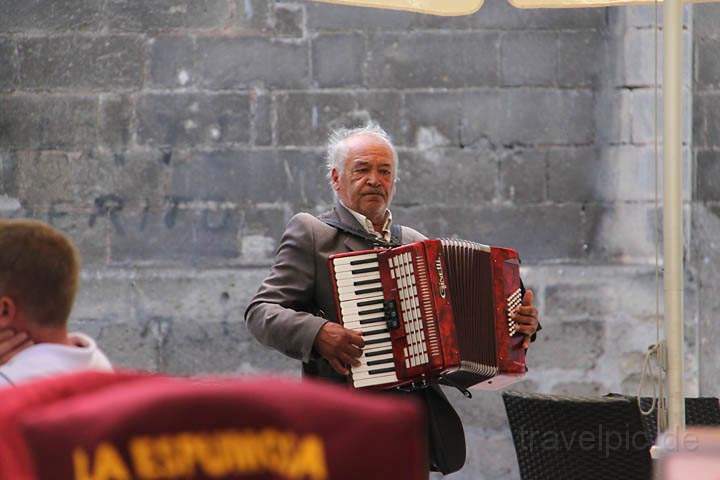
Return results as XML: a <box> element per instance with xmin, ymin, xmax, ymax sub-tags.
<box><xmin>0</xmin><ymin>328</ymin><xmax>32</xmax><ymax>365</ymax></box>
<box><xmin>313</xmin><ymin>322</ymin><xmax>365</xmax><ymax>376</ymax></box>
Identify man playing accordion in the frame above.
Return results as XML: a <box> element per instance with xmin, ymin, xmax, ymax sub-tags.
<box><xmin>245</xmin><ymin>123</ymin><xmax>540</xmax><ymax>475</ymax></box>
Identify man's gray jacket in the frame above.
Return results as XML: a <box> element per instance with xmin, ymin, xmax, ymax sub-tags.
<box><xmin>244</xmin><ymin>201</ymin><xmax>424</xmax><ymax>380</ymax></box>
<box><xmin>244</xmin><ymin>202</ymin><xmax>467</xmax><ymax>474</ymax></box>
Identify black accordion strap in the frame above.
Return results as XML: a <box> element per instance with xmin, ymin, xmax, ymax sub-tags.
<box><xmin>320</xmin><ymin>217</ymin><xmax>403</xmax><ymax>248</ymax></box>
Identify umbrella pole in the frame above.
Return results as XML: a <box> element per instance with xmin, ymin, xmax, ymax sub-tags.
<box><xmin>662</xmin><ymin>0</ymin><xmax>686</xmax><ymax>435</ymax></box>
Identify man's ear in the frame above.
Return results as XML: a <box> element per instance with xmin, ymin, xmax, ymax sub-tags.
<box><xmin>0</xmin><ymin>297</ymin><xmax>16</xmax><ymax>327</ymax></box>
<box><xmin>330</xmin><ymin>167</ymin><xmax>340</xmax><ymax>191</ymax></box>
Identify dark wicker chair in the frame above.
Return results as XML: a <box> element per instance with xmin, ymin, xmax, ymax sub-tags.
<box><xmin>634</xmin><ymin>397</ymin><xmax>720</xmax><ymax>445</ymax></box>
<box><xmin>502</xmin><ymin>392</ymin><xmax>652</xmax><ymax>480</ymax></box>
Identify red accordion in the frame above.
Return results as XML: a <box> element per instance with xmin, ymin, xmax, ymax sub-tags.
<box><xmin>328</xmin><ymin>239</ymin><xmax>526</xmax><ymax>390</ymax></box>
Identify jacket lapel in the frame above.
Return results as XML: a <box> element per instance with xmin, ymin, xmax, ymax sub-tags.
<box><xmin>329</xmin><ymin>201</ymin><xmax>375</xmax><ymax>252</ymax></box>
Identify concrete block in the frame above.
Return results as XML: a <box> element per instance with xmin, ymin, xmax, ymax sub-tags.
<box><xmin>694</xmin><ymin>93</ymin><xmax>706</xmax><ymax>149</ymax></box>
<box><xmin>170</xmin><ymin>149</ymin><xmax>331</xmax><ymax>209</ymax></box>
<box><xmin>14</xmin><ymin>209</ymin><xmax>110</xmax><ymax>266</ymax></box>
<box><xmin>621</xmin><ymin>28</ymin><xmax>659</xmax><ymax>87</ymax></box>
<box><xmin>158</xmin><ymin>317</ymin><xmax>299</xmax><ymax>375</ymax></box>
<box><xmin>273</xmin><ymin>3</ymin><xmax>304</xmax><ymax>38</ymax></box>
<box><xmin>312</xmin><ymin>33</ymin><xmax>366</xmax><ymax>88</ymax></box>
<box><xmin>137</xmin><ymin>270</ymin><xmax>252</xmax><ymax>322</ymax></box>
<box><xmin>15</xmin><ymin>150</ymin><xmax>86</xmax><ymax>207</ymax></box>
<box><xmin>160</xmin><ymin>321</ymin><xmax>245</xmax><ymax>374</ymax></box>
<box><xmin>548</xmin><ymin>147</ymin><xmax>606</xmax><ymax>202</ymax></box>
<box><xmin>467</xmin><ymin>1</ymin><xmax>607</xmax><ymax>30</ymax></box>
<box><xmin>606</xmin><ymin>321</ymin><xmax>665</xmax><ymax>378</ymax></box>
<box><xmin>588</xmin><ymin>203</ymin><xmax>661</xmax><ymax>264</ymax></box>
<box><xmin>56</xmin><ymin>210</ymin><xmax>111</xmax><ymax>267</ymax></box>
<box><xmin>499</xmin><ymin>149</ymin><xmax>546</xmax><ymax>204</ymax></box>
<box><xmin>624</xmin><ymin>4</ymin><xmax>691</xmax><ymax>29</ymax></box>
<box><xmin>252</xmin><ymin>89</ymin><xmax>273</xmax><ymax>146</ymax></box>
<box><xmin>0</xmin><ymin>94</ymin><xmax>97</xmax><ymax>149</ymax></box>
<box><xmin>461</xmin><ymin>429</ymin><xmax>518</xmax><ymax>480</ymax></box>
<box><xmin>701</xmin><ymin>94</ymin><xmax>720</xmax><ymax>147</ymax></box>
<box><xmin>148</xmin><ymin>36</ymin><xmax>196</xmax><ymax>88</ymax></box>
<box><xmin>405</xmin><ymin>92</ymin><xmax>463</xmax><ymax>148</ymax></box>
<box><xmin>444</xmin><ymin>389</ymin><xmax>509</xmax><ymax>431</ymax></box>
<box><xmin>72</xmin><ymin>272</ymin><xmax>134</xmax><ymax>323</ymax></box>
<box><xmin>0</xmin><ymin>37</ymin><xmax>16</xmax><ymax>91</ymax></box>
<box><xmin>459</xmin><ymin>91</ymin><xmax>506</xmax><ymax>148</ymax></box>
<box><xmin>197</xmin><ymin>37</ymin><xmax>309</xmax><ymax>90</ymax></box>
<box><xmin>556</xmin><ymin>31</ymin><xmax>604</xmax><ymax>88</ymax></box>
<box><xmin>621</xmin><ymin>29</ymin><xmax>692</xmax><ymax>88</ymax></box>
<box><xmin>570</xmin><ymin>145</ymin><xmax>693</xmax><ymax>204</ymax></box>
<box><xmin>0</xmin><ymin>0</ymin><xmax>103</xmax><ymax>32</ymax></box>
<box><xmin>96</xmin><ymin>149</ymin><xmax>170</xmax><ymax>210</ymax></box>
<box><xmin>17</xmin><ymin>35</ymin><xmax>144</xmax><ymax>90</ymax></box>
<box><xmin>528</xmin><ymin>320</ymin><xmax>604</xmax><ymax>370</ymax></box>
<box><xmin>240</xmin><ymin>208</ymin><xmax>289</xmax><ymax>261</ymax></box>
<box><xmin>15</xmin><ymin>149</ymin><xmax>169</xmax><ymax>211</ymax></box>
<box><xmin>72</xmin><ymin>319</ymin><xmax>159</xmax><ymax>371</ymax></box>
<box><xmin>501</xmin><ymin>89</ymin><xmax>595</xmax><ymax>145</ymax></box>
<box><xmin>697</xmin><ymin>150</ymin><xmax>720</xmax><ymax>202</ymax></box>
<box><xmin>366</xmin><ymin>32</ymin><xmax>500</xmax><ymax>89</ymax></box>
<box><xmin>406</xmin><ymin>10</ymin><xmax>476</xmax><ymax>30</ymax></box>
<box><xmin>394</xmin><ymin>148</ymin><xmax>496</xmax><ymax>207</ymax></box>
<box><xmin>595</xmin><ymin>88</ymin><xmax>632</xmax><ymax>145</ymax></box>
<box><xmin>233</xmin><ymin>0</ymin><xmax>272</xmax><ymax>32</ymax></box>
<box><xmin>460</xmin><ymin>89</ymin><xmax>594</xmax><ymax>147</ymax></box>
<box><xmin>107</xmin><ymin>0</ymin><xmax>230</xmax><ymax>31</ymax></box>
<box><xmin>631</xmin><ymin>88</ymin><xmax>691</xmax><ymax>145</ymax></box>
<box><xmin>136</xmin><ymin>92</ymin><xmax>251</xmax><ymax>147</ymax></box>
<box><xmin>693</xmin><ymin>205</ymin><xmax>720</xmax><ymax>395</ymax></box>
<box><xmin>354</xmin><ymin>91</ymin><xmax>405</xmax><ymax>146</ymax></box>
<box><xmin>548</xmin><ymin>146</ymin><xmax>656</xmax><ymax>203</ymax></box>
<box><xmin>545</xmin><ymin>272</ymin><xmax>660</xmax><ymax>322</ymax></box>
<box><xmin>694</xmin><ymin>4</ymin><xmax>720</xmax><ymax>39</ymax></box>
<box><xmin>99</xmin><ymin>94</ymin><xmax>133</xmax><ymax>148</ymax></box>
<box><xmin>630</xmin><ymin>88</ymin><xmax>661</xmax><ymax>145</ymax></box>
<box><xmin>170</xmin><ymin>150</ymin><xmax>285</xmax><ymax>204</ymax></box>
<box><xmin>501</xmin><ymin>32</ymin><xmax>557</xmax><ymax>87</ymax></box>
<box><xmin>392</xmin><ymin>204</ymin><xmax>604</xmax><ymax>263</ymax></box>
<box><xmin>305</xmin><ymin>3</ymin><xmax>415</xmax><ymax>31</ymax></box>
<box><xmin>108</xmin><ymin>205</ymin><xmax>241</xmax><ymax>264</ymax></box>
<box><xmin>0</xmin><ymin>200</ymin><xmax>22</xmax><ymax>217</ymax></box>
<box><xmin>0</xmin><ymin>150</ymin><xmax>17</xmax><ymax>198</ymax></box>
<box><xmin>551</xmin><ymin>381</ymin><xmax>606</xmax><ymax>396</ymax></box>
<box><xmin>275</xmin><ymin>91</ymin><xmax>403</xmax><ymax>147</ymax></box>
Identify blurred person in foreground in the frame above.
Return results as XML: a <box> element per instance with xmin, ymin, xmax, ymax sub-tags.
<box><xmin>0</xmin><ymin>219</ymin><xmax>112</xmax><ymax>387</ymax></box>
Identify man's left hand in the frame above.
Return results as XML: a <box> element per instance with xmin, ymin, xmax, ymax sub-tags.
<box><xmin>513</xmin><ymin>289</ymin><xmax>539</xmax><ymax>349</ymax></box>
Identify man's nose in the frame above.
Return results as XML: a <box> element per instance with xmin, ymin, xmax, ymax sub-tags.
<box><xmin>366</xmin><ymin>171</ymin><xmax>381</xmax><ymax>186</ymax></box>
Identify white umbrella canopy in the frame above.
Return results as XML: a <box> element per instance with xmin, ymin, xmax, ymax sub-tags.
<box><xmin>312</xmin><ymin>0</ymin><xmax>716</xmax><ymax>15</ymax></box>
<box><xmin>312</xmin><ymin>0</ymin><xmax>720</xmax><ymax>437</ymax></box>
<box><xmin>311</xmin><ymin>0</ymin><xmax>485</xmax><ymax>15</ymax></box>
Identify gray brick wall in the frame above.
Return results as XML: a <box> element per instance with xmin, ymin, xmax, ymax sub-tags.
<box><xmin>0</xmin><ymin>1</ymin><xmax>705</xmax><ymax>479</ymax></box>
<box><xmin>693</xmin><ymin>3</ymin><xmax>720</xmax><ymax>398</ymax></box>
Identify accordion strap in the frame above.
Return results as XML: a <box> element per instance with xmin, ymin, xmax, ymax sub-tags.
<box><xmin>320</xmin><ymin>217</ymin><xmax>403</xmax><ymax>248</ymax></box>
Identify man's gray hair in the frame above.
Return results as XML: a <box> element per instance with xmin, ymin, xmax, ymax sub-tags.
<box><xmin>326</xmin><ymin>123</ymin><xmax>398</xmax><ymax>181</ymax></box>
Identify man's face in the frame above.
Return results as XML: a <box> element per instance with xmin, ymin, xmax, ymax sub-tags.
<box><xmin>331</xmin><ymin>134</ymin><xmax>396</xmax><ymax>222</ymax></box>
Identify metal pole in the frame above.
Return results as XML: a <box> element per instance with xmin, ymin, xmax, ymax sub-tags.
<box><xmin>663</xmin><ymin>0</ymin><xmax>686</xmax><ymax>433</ymax></box>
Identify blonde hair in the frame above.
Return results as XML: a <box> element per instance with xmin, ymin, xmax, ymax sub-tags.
<box><xmin>0</xmin><ymin>219</ymin><xmax>80</xmax><ymax>328</ymax></box>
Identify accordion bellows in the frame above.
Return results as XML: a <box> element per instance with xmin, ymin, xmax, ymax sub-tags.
<box><xmin>329</xmin><ymin>239</ymin><xmax>527</xmax><ymax>390</ymax></box>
